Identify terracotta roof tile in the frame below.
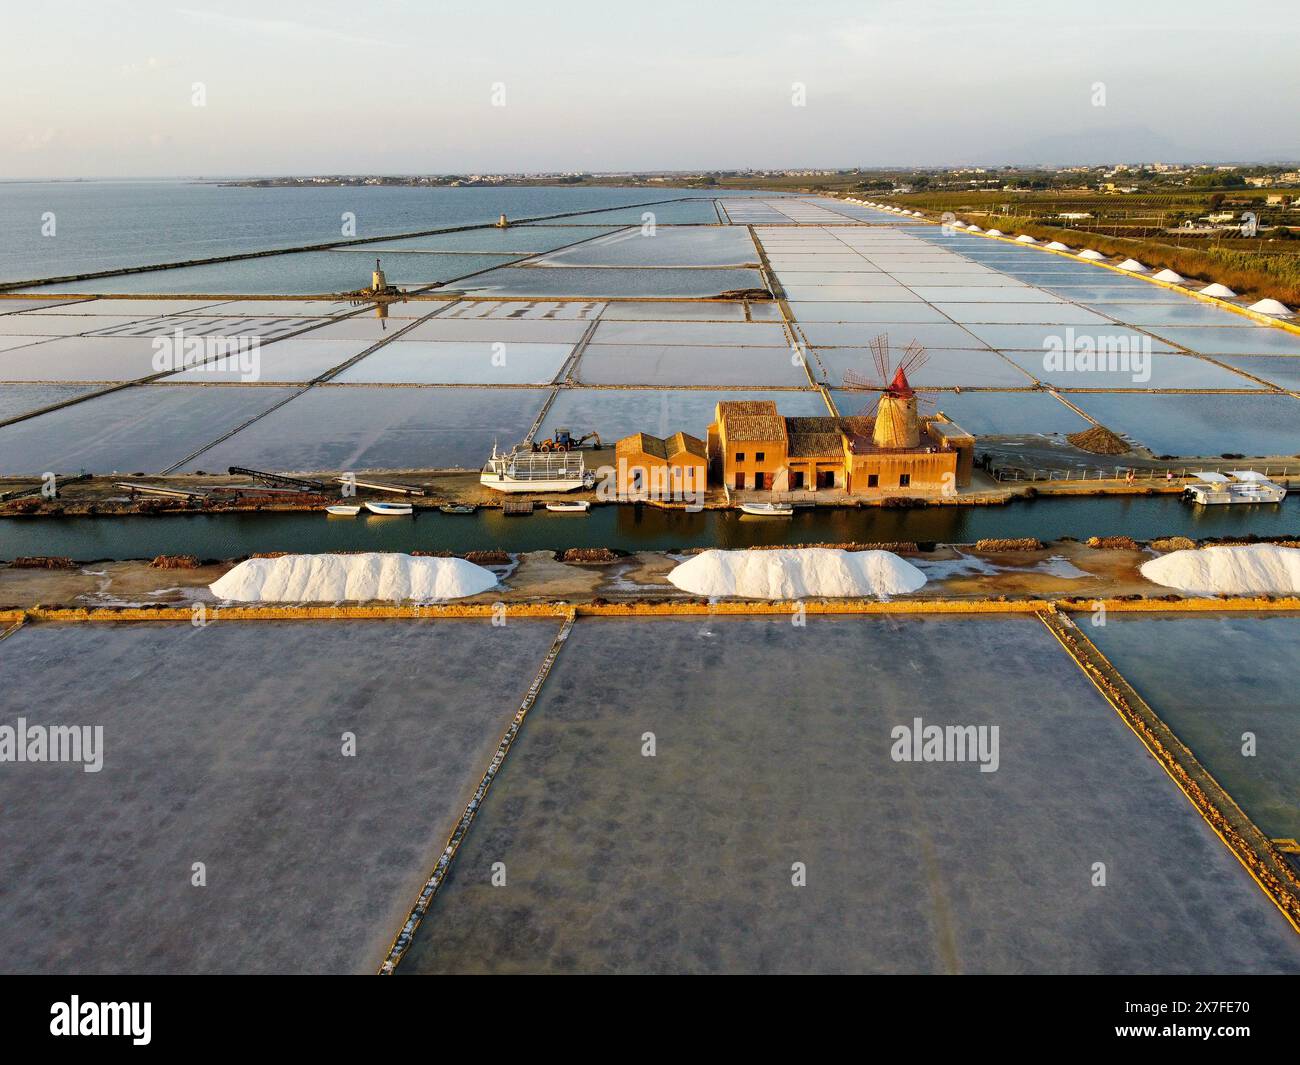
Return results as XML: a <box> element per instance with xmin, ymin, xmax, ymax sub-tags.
<box><xmin>787</xmin><ymin>432</ymin><xmax>844</xmax><ymax>458</ymax></box>
<box><xmin>725</xmin><ymin>414</ymin><xmax>787</xmax><ymax>442</ymax></box>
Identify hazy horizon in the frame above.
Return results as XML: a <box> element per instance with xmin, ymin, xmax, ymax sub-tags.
<box><xmin>4</xmin><ymin>0</ymin><xmax>1298</xmax><ymax>180</ymax></box>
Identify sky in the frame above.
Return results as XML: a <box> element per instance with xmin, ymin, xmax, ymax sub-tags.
<box><xmin>3</xmin><ymin>0</ymin><xmax>1297</xmax><ymax>178</ymax></box>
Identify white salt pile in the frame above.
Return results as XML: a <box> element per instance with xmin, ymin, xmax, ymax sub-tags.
<box><xmin>1078</xmin><ymin>249</ymin><xmax>1105</xmax><ymax>260</ymax></box>
<box><xmin>1116</xmin><ymin>258</ymin><xmax>1147</xmax><ymax>272</ymax></box>
<box><xmin>1153</xmin><ymin>268</ymin><xmax>1184</xmax><ymax>283</ymax></box>
<box><xmin>667</xmin><ymin>548</ymin><xmax>927</xmax><ymax>600</ymax></box>
<box><xmin>1248</xmin><ymin>298</ymin><xmax>1292</xmax><ymax>316</ymax></box>
<box><xmin>209</xmin><ymin>552</ymin><xmax>498</xmax><ymax>602</ymax></box>
<box><xmin>1045</xmin><ymin>241</ymin><xmax>1072</xmax><ymax>251</ymax></box>
<box><xmin>1200</xmin><ymin>282</ymin><xmax>1237</xmax><ymax>298</ymax></box>
<box><xmin>1140</xmin><ymin>544</ymin><xmax>1300</xmax><ymax>596</ymax></box>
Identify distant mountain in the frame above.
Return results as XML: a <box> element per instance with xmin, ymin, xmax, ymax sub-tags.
<box><xmin>991</xmin><ymin>124</ymin><xmax>1212</xmax><ymax>166</ymax></box>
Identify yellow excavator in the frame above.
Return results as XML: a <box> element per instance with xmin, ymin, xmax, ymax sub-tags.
<box><xmin>533</xmin><ymin>427</ymin><xmax>601</xmax><ymax>452</ymax></box>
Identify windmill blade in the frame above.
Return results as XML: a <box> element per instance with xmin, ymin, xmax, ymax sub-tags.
<box><xmin>853</xmin><ymin>395</ymin><xmax>882</xmax><ymax>421</ymax></box>
<box><xmin>915</xmin><ymin>387</ymin><xmax>939</xmax><ymax>410</ymax></box>
<box><xmin>870</xmin><ymin>333</ymin><xmax>891</xmax><ymax>384</ymax></box>
<box><xmin>899</xmin><ymin>339</ymin><xmax>929</xmax><ymax>377</ymax></box>
<box><xmin>842</xmin><ymin>368</ymin><xmax>884</xmax><ymax>392</ymax></box>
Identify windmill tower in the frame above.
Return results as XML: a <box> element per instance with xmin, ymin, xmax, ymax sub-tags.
<box><xmin>841</xmin><ymin>334</ymin><xmax>933</xmax><ymax>450</ymax></box>
<box><xmin>873</xmin><ymin>362</ymin><xmax>921</xmax><ymax>448</ymax></box>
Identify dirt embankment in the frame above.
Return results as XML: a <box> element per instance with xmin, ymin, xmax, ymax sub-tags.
<box><xmin>0</xmin><ymin>536</ymin><xmax>1262</xmax><ymax>611</ymax></box>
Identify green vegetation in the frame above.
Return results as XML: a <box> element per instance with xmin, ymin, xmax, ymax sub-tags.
<box><xmin>880</xmin><ymin>195</ymin><xmax>1300</xmax><ymax>305</ymax></box>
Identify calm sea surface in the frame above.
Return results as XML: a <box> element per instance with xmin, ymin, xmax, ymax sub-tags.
<box><xmin>0</xmin><ymin>180</ymin><xmax>734</xmax><ymax>282</ymax></box>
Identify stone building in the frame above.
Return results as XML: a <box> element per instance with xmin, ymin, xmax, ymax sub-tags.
<box><xmin>613</xmin><ymin>431</ymin><xmax>708</xmax><ymax>500</ymax></box>
<box><xmin>706</xmin><ymin>397</ymin><xmax>974</xmax><ymax>497</ymax></box>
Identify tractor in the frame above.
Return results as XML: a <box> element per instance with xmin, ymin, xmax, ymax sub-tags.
<box><xmin>534</xmin><ymin>427</ymin><xmax>602</xmax><ymax>453</ymax></box>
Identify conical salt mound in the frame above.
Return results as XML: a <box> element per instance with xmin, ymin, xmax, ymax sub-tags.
<box><xmin>1200</xmin><ymin>282</ymin><xmax>1237</xmax><ymax>298</ymax></box>
<box><xmin>1153</xmin><ymin>269</ymin><xmax>1184</xmax><ymax>283</ymax></box>
<box><xmin>1015</xmin><ymin>234</ymin><xmax>1038</xmax><ymax>243</ymax></box>
<box><xmin>209</xmin><ymin>553</ymin><xmax>498</xmax><ymax>603</ymax></box>
<box><xmin>1140</xmin><ymin>545</ymin><xmax>1300</xmax><ymax>596</ymax></box>
<box><xmin>985</xmin><ymin>229</ymin><xmax>1005</xmax><ymax>237</ymax></box>
<box><xmin>1045</xmin><ymin>241</ymin><xmax>1072</xmax><ymax>251</ymax></box>
<box><xmin>1248</xmin><ymin>298</ymin><xmax>1292</xmax><ymax>316</ymax></box>
<box><xmin>1079</xmin><ymin>249</ymin><xmax>1105</xmax><ymax>260</ymax></box>
<box><xmin>667</xmin><ymin>548</ymin><xmax>927</xmax><ymax>600</ymax></box>
<box><xmin>966</xmin><ymin>224</ymin><xmax>983</xmax><ymax>232</ymax></box>
<box><xmin>1116</xmin><ymin>258</ymin><xmax>1147</xmax><ymax>272</ymax></box>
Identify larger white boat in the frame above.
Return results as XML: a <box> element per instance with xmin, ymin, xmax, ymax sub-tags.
<box><xmin>364</xmin><ymin>500</ymin><xmax>414</xmax><ymax>515</ymax></box>
<box><xmin>1183</xmin><ymin>470</ymin><xmax>1287</xmax><ymax>505</ymax></box>
<box><xmin>480</xmin><ymin>443</ymin><xmax>594</xmax><ymax>494</ymax></box>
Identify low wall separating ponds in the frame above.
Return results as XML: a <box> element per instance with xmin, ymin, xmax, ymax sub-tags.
<box><xmin>1</xmin><ymin>493</ymin><xmax>1296</xmax><ymax>560</ymax></box>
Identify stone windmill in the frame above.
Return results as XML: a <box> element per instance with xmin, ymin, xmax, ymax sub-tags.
<box><xmin>840</xmin><ymin>334</ymin><xmax>934</xmax><ymax>450</ymax></box>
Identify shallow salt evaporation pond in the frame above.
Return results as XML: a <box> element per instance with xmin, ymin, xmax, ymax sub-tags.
<box><xmin>1068</xmin><ymin>392</ymin><xmax>1300</xmax><ymax>457</ymax></box>
<box><xmin>179</xmin><ymin>385</ymin><xmax>551</xmax><ymax>472</ymax></box>
<box><xmin>10</xmin><ymin>191</ymin><xmax>1300</xmax><ymax>480</ymax></box>
<box><xmin>20</xmin><ymin>252</ymin><xmax>520</xmax><ymax>296</ymax></box>
<box><xmin>532</xmin><ymin>226</ymin><xmax>759</xmax><ymax>268</ymax></box>
<box><xmin>1087</xmin><ymin>613</ymin><xmax>1300</xmax><ymax>840</ymax></box>
<box><xmin>399</xmin><ymin>615</ymin><xmax>1300</xmax><ymax>974</ymax></box>
<box><xmin>0</xmin><ymin>618</ymin><xmax>563</xmax><ymax>973</ymax></box>
<box><xmin>541</xmin><ymin>387</ymin><xmax>828</xmax><ymax>443</ymax></box>
<box><xmin>453</xmin><ymin>266</ymin><xmax>765</xmax><ymax>299</ymax></box>
<box><xmin>0</xmin><ymin>384</ymin><xmax>300</xmax><ymax>475</ymax></box>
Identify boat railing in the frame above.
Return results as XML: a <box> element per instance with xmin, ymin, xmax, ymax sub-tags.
<box><xmin>484</xmin><ymin>449</ymin><xmax>587</xmax><ymax>480</ymax></box>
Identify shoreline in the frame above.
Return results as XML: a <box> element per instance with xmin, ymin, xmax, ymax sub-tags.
<box><xmin>6</xmin><ymin>465</ymin><xmax>1295</xmax><ymax>519</ymax></box>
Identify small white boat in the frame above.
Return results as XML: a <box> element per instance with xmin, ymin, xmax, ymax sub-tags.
<box><xmin>1183</xmin><ymin>471</ymin><xmax>1287</xmax><ymax>505</ymax></box>
<box><xmin>545</xmin><ymin>500</ymin><xmax>590</xmax><ymax>513</ymax></box>
<box><xmin>325</xmin><ymin>503</ymin><xmax>361</xmax><ymax>516</ymax></box>
<box><xmin>364</xmin><ymin>500</ymin><xmax>414</xmax><ymax>515</ymax></box>
<box><xmin>740</xmin><ymin>502</ymin><xmax>794</xmax><ymax>516</ymax></box>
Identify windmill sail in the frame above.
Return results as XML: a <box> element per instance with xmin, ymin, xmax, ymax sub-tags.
<box><xmin>839</xmin><ymin>334</ymin><xmax>935</xmax><ymax>449</ymax></box>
